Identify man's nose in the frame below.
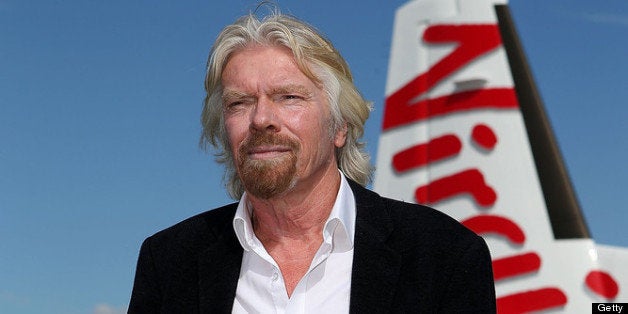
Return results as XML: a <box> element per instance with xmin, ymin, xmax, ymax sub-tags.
<box><xmin>250</xmin><ymin>97</ymin><xmax>279</xmax><ymax>132</ymax></box>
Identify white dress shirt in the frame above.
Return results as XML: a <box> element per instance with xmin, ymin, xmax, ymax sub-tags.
<box><xmin>232</xmin><ymin>172</ymin><xmax>356</xmax><ymax>314</ymax></box>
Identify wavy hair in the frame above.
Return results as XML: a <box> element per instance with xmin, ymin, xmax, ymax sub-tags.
<box><xmin>200</xmin><ymin>12</ymin><xmax>373</xmax><ymax>199</ymax></box>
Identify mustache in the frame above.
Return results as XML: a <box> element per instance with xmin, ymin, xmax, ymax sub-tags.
<box><xmin>238</xmin><ymin>132</ymin><xmax>300</xmax><ymax>156</ymax></box>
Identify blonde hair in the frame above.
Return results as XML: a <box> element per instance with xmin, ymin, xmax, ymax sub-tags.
<box><xmin>200</xmin><ymin>12</ymin><xmax>373</xmax><ymax>199</ymax></box>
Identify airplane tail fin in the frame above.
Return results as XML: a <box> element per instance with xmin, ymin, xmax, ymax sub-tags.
<box><xmin>373</xmin><ymin>1</ymin><xmax>627</xmax><ymax>311</ymax></box>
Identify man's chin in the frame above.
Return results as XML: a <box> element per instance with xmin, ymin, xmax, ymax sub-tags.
<box><xmin>242</xmin><ymin>176</ymin><xmax>296</xmax><ymax>200</ymax></box>
<box><xmin>239</xmin><ymin>158</ymin><xmax>297</xmax><ymax>199</ymax></box>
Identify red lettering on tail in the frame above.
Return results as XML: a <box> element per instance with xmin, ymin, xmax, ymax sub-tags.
<box><xmin>415</xmin><ymin>169</ymin><xmax>497</xmax><ymax>207</ymax></box>
<box><xmin>585</xmin><ymin>270</ymin><xmax>619</xmax><ymax>299</ymax></box>
<box><xmin>497</xmin><ymin>288</ymin><xmax>568</xmax><ymax>313</ymax></box>
<box><xmin>382</xmin><ymin>20</ymin><xmax>574</xmax><ymax>313</ymax></box>
<box><xmin>492</xmin><ymin>252</ymin><xmax>541</xmax><ymax>281</ymax></box>
<box><xmin>383</xmin><ymin>24</ymin><xmax>518</xmax><ymax>130</ymax></box>
<box><xmin>392</xmin><ymin>134</ymin><xmax>461</xmax><ymax>172</ymax></box>
<box><xmin>462</xmin><ymin>215</ymin><xmax>525</xmax><ymax>245</ymax></box>
<box><xmin>471</xmin><ymin>124</ymin><xmax>498</xmax><ymax>150</ymax></box>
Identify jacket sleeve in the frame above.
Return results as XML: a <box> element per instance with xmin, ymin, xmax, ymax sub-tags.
<box><xmin>128</xmin><ymin>237</ymin><xmax>162</xmax><ymax>313</ymax></box>
<box><xmin>439</xmin><ymin>235</ymin><xmax>496</xmax><ymax>313</ymax></box>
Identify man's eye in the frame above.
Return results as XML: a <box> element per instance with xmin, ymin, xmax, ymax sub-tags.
<box><xmin>226</xmin><ymin>101</ymin><xmax>244</xmax><ymax>108</ymax></box>
<box><xmin>224</xmin><ymin>101</ymin><xmax>245</xmax><ymax>113</ymax></box>
<box><xmin>282</xmin><ymin>94</ymin><xmax>302</xmax><ymax>101</ymax></box>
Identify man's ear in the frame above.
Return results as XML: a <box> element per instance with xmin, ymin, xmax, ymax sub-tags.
<box><xmin>334</xmin><ymin>122</ymin><xmax>348</xmax><ymax>148</ymax></box>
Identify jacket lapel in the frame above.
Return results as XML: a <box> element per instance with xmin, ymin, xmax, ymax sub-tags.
<box><xmin>197</xmin><ymin>206</ymin><xmax>243</xmax><ymax>313</ymax></box>
<box><xmin>348</xmin><ymin>181</ymin><xmax>402</xmax><ymax>313</ymax></box>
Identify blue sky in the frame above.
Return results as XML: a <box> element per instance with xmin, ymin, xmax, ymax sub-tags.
<box><xmin>1</xmin><ymin>1</ymin><xmax>626</xmax><ymax>313</ymax></box>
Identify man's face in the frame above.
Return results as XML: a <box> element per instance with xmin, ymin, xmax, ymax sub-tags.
<box><xmin>221</xmin><ymin>45</ymin><xmax>346</xmax><ymax>199</ymax></box>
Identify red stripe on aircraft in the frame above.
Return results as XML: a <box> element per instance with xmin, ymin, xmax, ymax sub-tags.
<box><xmin>585</xmin><ymin>270</ymin><xmax>619</xmax><ymax>299</ymax></box>
<box><xmin>415</xmin><ymin>169</ymin><xmax>497</xmax><ymax>207</ymax></box>
<box><xmin>462</xmin><ymin>215</ymin><xmax>525</xmax><ymax>245</ymax></box>
<box><xmin>384</xmin><ymin>88</ymin><xmax>518</xmax><ymax>130</ymax></box>
<box><xmin>492</xmin><ymin>252</ymin><xmax>540</xmax><ymax>281</ymax></box>
<box><xmin>392</xmin><ymin>134</ymin><xmax>461</xmax><ymax>172</ymax></box>
<box><xmin>471</xmin><ymin>124</ymin><xmax>498</xmax><ymax>150</ymax></box>
<box><xmin>497</xmin><ymin>288</ymin><xmax>568</xmax><ymax>313</ymax></box>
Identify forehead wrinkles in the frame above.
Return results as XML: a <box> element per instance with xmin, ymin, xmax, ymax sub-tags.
<box><xmin>221</xmin><ymin>46</ymin><xmax>317</xmax><ymax>87</ymax></box>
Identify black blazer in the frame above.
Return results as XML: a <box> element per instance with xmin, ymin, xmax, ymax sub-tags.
<box><xmin>129</xmin><ymin>180</ymin><xmax>496</xmax><ymax>313</ymax></box>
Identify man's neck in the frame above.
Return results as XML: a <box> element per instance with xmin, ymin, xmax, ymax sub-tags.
<box><xmin>245</xmin><ymin>166</ymin><xmax>342</xmax><ymax>297</ymax></box>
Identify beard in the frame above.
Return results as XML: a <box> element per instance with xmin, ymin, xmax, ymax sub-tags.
<box><xmin>236</xmin><ymin>132</ymin><xmax>301</xmax><ymax>199</ymax></box>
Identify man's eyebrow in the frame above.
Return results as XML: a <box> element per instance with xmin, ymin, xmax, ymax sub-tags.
<box><xmin>222</xmin><ymin>90</ymin><xmax>250</xmax><ymax>102</ymax></box>
<box><xmin>222</xmin><ymin>85</ymin><xmax>313</xmax><ymax>102</ymax></box>
<box><xmin>269</xmin><ymin>84</ymin><xmax>312</xmax><ymax>96</ymax></box>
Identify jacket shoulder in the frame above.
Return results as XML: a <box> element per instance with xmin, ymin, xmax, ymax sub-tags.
<box><xmin>383</xmin><ymin>196</ymin><xmax>475</xmax><ymax>239</ymax></box>
<box><xmin>145</xmin><ymin>203</ymin><xmax>238</xmax><ymax>255</ymax></box>
<box><xmin>351</xmin><ymin>180</ymin><xmax>482</xmax><ymax>248</ymax></box>
<box><xmin>129</xmin><ymin>203</ymin><xmax>241</xmax><ymax>312</ymax></box>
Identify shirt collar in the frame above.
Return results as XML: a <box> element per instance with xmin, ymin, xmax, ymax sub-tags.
<box><xmin>232</xmin><ymin>170</ymin><xmax>356</xmax><ymax>253</ymax></box>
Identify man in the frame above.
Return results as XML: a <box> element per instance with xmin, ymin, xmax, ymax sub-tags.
<box><xmin>129</xmin><ymin>12</ymin><xmax>496</xmax><ymax>313</ymax></box>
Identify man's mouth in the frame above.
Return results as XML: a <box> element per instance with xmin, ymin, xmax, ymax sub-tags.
<box><xmin>247</xmin><ymin>145</ymin><xmax>292</xmax><ymax>160</ymax></box>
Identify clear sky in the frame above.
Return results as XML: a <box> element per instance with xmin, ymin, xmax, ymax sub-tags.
<box><xmin>1</xmin><ymin>0</ymin><xmax>626</xmax><ymax>313</ymax></box>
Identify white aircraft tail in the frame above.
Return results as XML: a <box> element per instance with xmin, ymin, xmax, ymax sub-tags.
<box><xmin>373</xmin><ymin>0</ymin><xmax>627</xmax><ymax>312</ymax></box>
